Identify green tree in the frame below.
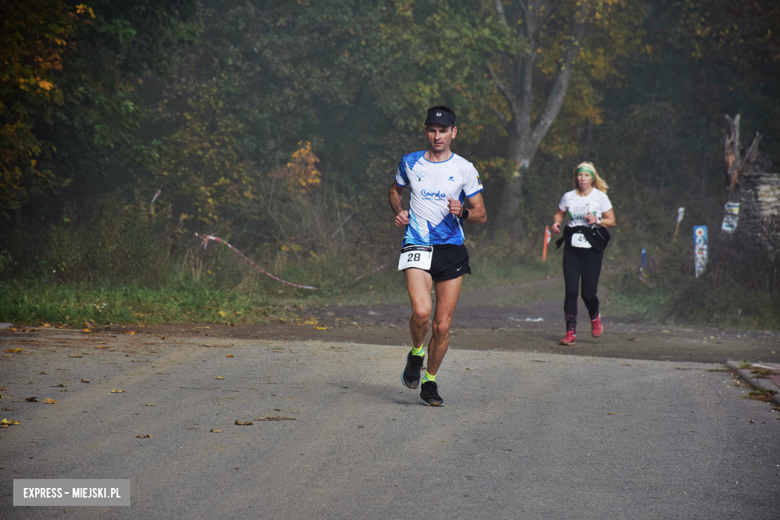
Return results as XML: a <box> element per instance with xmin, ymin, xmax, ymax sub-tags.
<box><xmin>0</xmin><ymin>0</ymin><xmax>80</xmax><ymax>219</ymax></box>
<box><xmin>486</xmin><ymin>0</ymin><xmax>645</xmax><ymax>232</ymax></box>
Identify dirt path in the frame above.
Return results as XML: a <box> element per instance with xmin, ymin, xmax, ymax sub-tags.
<box><xmin>70</xmin><ymin>277</ymin><xmax>780</xmax><ymax>364</ymax></box>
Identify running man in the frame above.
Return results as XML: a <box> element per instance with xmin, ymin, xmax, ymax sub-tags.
<box><xmin>388</xmin><ymin>105</ymin><xmax>487</xmax><ymax>406</ymax></box>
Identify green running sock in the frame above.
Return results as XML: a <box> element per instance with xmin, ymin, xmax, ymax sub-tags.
<box><xmin>422</xmin><ymin>371</ymin><xmax>436</xmax><ymax>383</ymax></box>
<box><xmin>411</xmin><ymin>345</ymin><xmax>424</xmax><ymax>357</ymax></box>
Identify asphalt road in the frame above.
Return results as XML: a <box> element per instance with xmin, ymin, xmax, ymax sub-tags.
<box><xmin>1</xmin><ymin>329</ymin><xmax>779</xmax><ymax>519</ymax></box>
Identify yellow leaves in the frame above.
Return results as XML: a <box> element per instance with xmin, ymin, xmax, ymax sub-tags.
<box><xmin>0</xmin><ymin>418</ymin><xmax>21</xmax><ymax>427</ymax></box>
<box><xmin>111</xmin><ymin>389</ymin><xmax>126</xmax><ymax>393</ymax></box>
<box><xmin>42</xmin><ymin>398</ymin><xmax>58</xmax><ymax>404</ymax></box>
<box><xmin>235</xmin><ymin>420</ymin><xmax>254</xmax><ymax>426</ymax></box>
<box><xmin>135</xmin><ymin>434</ymin><xmax>152</xmax><ymax>438</ymax></box>
<box><xmin>269</xmin><ymin>141</ymin><xmax>321</xmax><ymax>193</ymax></box>
<box><xmin>218</xmin><ymin>311</ymin><xmax>227</xmax><ymax>317</ymax></box>
<box><xmin>214</xmin><ymin>376</ymin><xmax>225</xmax><ymax>380</ymax></box>
<box><xmin>76</xmin><ymin>4</ymin><xmax>95</xmax><ymax>18</ymax></box>
<box><xmin>5</xmin><ymin>348</ymin><xmax>22</xmax><ymax>353</ymax></box>
<box><xmin>37</xmin><ymin>79</ymin><xmax>54</xmax><ymax>91</ymax></box>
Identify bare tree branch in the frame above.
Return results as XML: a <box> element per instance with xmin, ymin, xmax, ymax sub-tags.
<box><xmin>493</xmin><ymin>0</ymin><xmax>508</xmax><ymax>27</ymax></box>
<box><xmin>489</xmin><ymin>104</ymin><xmax>511</xmax><ymax>133</ymax></box>
<box><xmin>488</xmin><ymin>63</ymin><xmax>516</xmax><ymax>116</ymax></box>
<box><xmin>530</xmin><ymin>6</ymin><xmax>589</xmax><ymax>148</ymax></box>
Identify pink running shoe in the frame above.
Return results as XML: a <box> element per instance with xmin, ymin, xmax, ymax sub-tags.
<box><xmin>559</xmin><ymin>331</ymin><xmax>576</xmax><ymax>346</ymax></box>
<box><xmin>591</xmin><ymin>314</ymin><xmax>603</xmax><ymax>338</ymax></box>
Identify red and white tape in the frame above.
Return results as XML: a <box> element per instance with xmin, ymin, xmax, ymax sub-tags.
<box><xmin>194</xmin><ymin>233</ymin><xmax>392</xmax><ymax>290</ymax></box>
<box><xmin>195</xmin><ymin>233</ymin><xmax>319</xmax><ymax>290</ymax></box>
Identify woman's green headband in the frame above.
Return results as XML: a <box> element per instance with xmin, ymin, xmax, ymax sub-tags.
<box><xmin>576</xmin><ymin>165</ymin><xmax>595</xmax><ymax>181</ymax></box>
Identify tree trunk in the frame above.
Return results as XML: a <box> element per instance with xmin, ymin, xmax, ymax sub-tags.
<box><xmin>490</xmin><ymin>0</ymin><xmax>589</xmax><ymax>236</ymax></box>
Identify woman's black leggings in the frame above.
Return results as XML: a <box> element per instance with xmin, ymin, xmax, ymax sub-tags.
<box><xmin>562</xmin><ymin>245</ymin><xmax>603</xmax><ymax>332</ymax></box>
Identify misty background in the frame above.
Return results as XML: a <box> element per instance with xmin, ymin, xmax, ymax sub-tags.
<box><xmin>1</xmin><ymin>0</ymin><xmax>778</xmax><ymax>329</ymax></box>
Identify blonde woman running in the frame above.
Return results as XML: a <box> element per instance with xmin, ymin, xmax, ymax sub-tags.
<box><xmin>551</xmin><ymin>162</ymin><xmax>616</xmax><ymax>346</ymax></box>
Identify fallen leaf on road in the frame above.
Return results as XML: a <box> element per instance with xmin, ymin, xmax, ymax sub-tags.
<box><xmin>26</xmin><ymin>397</ymin><xmax>38</xmax><ymax>402</ymax></box>
<box><xmin>129</xmin><ymin>331</ymin><xmax>136</xmax><ymax>335</ymax></box>
<box><xmin>0</xmin><ymin>387</ymin><xmax>6</xmax><ymax>391</ymax></box>
<box><xmin>142</xmin><ymin>403</ymin><xmax>155</xmax><ymax>406</ymax></box>
<box><xmin>82</xmin><ymin>328</ymin><xmax>91</xmax><ymax>333</ymax></box>
<box><xmin>81</xmin><ymin>379</ymin><xmax>90</xmax><ymax>383</ymax></box>
<box><xmin>1</xmin><ymin>418</ymin><xmax>21</xmax><ymax>426</ymax></box>
<box><xmin>42</xmin><ymin>398</ymin><xmax>57</xmax><ymax>404</ymax></box>
<box><xmin>662</xmin><ymin>330</ymin><xmax>670</xmax><ymax>333</ymax></box>
<box><xmin>135</xmin><ymin>434</ymin><xmax>152</xmax><ymax>438</ymax></box>
<box><xmin>235</xmin><ymin>420</ymin><xmax>254</xmax><ymax>426</ymax></box>
<box><xmin>215</xmin><ymin>376</ymin><xmax>225</xmax><ymax>380</ymax></box>
<box><xmin>4</xmin><ymin>348</ymin><xmax>22</xmax><ymax>353</ymax></box>
<box><xmin>255</xmin><ymin>416</ymin><xmax>298</xmax><ymax>421</ymax></box>
<box><xmin>226</xmin><ymin>354</ymin><xmax>234</xmax><ymax>358</ymax></box>
<box><xmin>210</xmin><ymin>429</ymin><xmax>221</xmax><ymax>433</ymax></box>
<box><xmin>608</xmin><ymin>412</ymin><xmax>615</xmax><ymax>415</ymax></box>
<box><xmin>111</xmin><ymin>389</ymin><xmax>126</xmax><ymax>393</ymax></box>
<box><xmin>40</xmin><ymin>371</ymin><xmax>49</xmax><ymax>375</ymax></box>
<box><xmin>2</xmin><ymin>407</ymin><xmax>13</xmax><ymax>411</ymax></box>
<box><xmin>620</xmin><ymin>363</ymin><xmax>630</xmax><ymax>366</ymax></box>
<box><xmin>68</xmin><ymin>355</ymin><xmax>83</xmax><ymax>358</ymax></box>
<box><xmin>315</xmin><ymin>327</ymin><xmax>328</xmax><ymax>330</ymax></box>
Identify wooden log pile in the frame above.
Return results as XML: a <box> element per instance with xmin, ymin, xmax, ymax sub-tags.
<box><xmin>723</xmin><ymin>114</ymin><xmax>780</xmax><ymax>259</ymax></box>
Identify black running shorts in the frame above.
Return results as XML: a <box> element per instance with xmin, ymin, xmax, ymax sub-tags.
<box><xmin>416</xmin><ymin>244</ymin><xmax>471</xmax><ymax>281</ymax></box>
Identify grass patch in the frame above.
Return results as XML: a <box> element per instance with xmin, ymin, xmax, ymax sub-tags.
<box><xmin>0</xmin><ymin>279</ymin><xmax>284</xmax><ymax>328</ymax></box>
<box><xmin>743</xmin><ymin>388</ymin><xmax>779</xmax><ymax>402</ymax></box>
<box><xmin>605</xmin><ymin>267</ymin><xmax>780</xmax><ymax>330</ymax></box>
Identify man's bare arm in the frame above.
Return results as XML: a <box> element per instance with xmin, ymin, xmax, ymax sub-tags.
<box><xmin>447</xmin><ymin>193</ymin><xmax>487</xmax><ymax>224</ymax></box>
<box><xmin>389</xmin><ymin>183</ymin><xmax>409</xmax><ymax>228</ymax></box>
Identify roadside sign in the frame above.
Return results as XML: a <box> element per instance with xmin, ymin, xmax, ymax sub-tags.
<box><xmin>693</xmin><ymin>225</ymin><xmax>708</xmax><ymax>277</ymax></box>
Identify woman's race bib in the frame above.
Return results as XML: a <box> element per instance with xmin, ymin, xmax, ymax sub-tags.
<box><xmin>398</xmin><ymin>245</ymin><xmax>433</xmax><ymax>271</ymax></box>
<box><xmin>571</xmin><ymin>232</ymin><xmax>592</xmax><ymax>249</ymax></box>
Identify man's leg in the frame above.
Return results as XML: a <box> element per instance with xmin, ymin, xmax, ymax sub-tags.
<box><xmin>405</xmin><ymin>268</ymin><xmax>433</xmax><ymax>348</ymax></box>
<box><xmin>401</xmin><ymin>269</ymin><xmax>433</xmax><ymax>389</ymax></box>
<box><xmin>425</xmin><ymin>275</ymin><xmax>464</xmax><ymax>376</ymax></box>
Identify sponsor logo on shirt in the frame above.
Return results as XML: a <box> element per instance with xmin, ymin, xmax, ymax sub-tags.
<box><xmin>421</xmin><ymin>189</ymin><xmax>447</xmax><ymax>201</ymax></box>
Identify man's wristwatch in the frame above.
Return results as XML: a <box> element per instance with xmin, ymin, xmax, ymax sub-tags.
<box><xmin>461</xmin><ymin>208</ymin><xmax>470</xmax><ymax>220</ymax></box>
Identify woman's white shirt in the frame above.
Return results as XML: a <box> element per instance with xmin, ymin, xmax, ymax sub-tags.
<box><xmin>559</xmin><ymin>188</ymin><xmax>613</xmax><ymax>228</ymax></box>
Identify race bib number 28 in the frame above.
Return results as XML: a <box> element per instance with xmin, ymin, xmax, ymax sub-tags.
<box><xmin>398</xmin><ymin>245</ymin><xmax>433</xmax><ymax>271</ymax></box>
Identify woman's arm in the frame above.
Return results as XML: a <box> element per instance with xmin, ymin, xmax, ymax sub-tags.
<box><xmin>552</xmin><ymin>209</ymin><xmax>567</xmax><ymax>234</ymax></box>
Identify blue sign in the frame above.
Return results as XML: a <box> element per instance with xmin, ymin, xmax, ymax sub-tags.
<box><xmin>693</xmin><ymin>226</ymin><xmax>708</xmax><ymax>278</ymax></box>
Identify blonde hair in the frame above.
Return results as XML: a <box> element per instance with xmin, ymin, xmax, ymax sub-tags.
<box><xmin>574</xmin><ymin>161</ymin><xmax>609</xmax><ymax>193</ymax></box>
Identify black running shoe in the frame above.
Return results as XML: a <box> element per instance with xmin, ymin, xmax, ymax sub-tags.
<box><xmin>401</xmin><ymin>350</ymin><xmax>424</xmax><ymax>389</ymax></box>
<box><xmin>420</xmin><ymin>381</ymin><xmax>444</xmax><ymax>406</ymax></box>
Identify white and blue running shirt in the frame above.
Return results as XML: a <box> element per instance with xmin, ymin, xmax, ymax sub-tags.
<box><xmin>395</xmin><ymin>150</ymin><xmax>483</xmax><ymax>246</ymax></box>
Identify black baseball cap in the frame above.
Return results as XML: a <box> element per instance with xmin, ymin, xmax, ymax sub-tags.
<box><xmin>424</xmin><ymin>108</ymin><xmax>456</xmax><ymax>127</ymax></box>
